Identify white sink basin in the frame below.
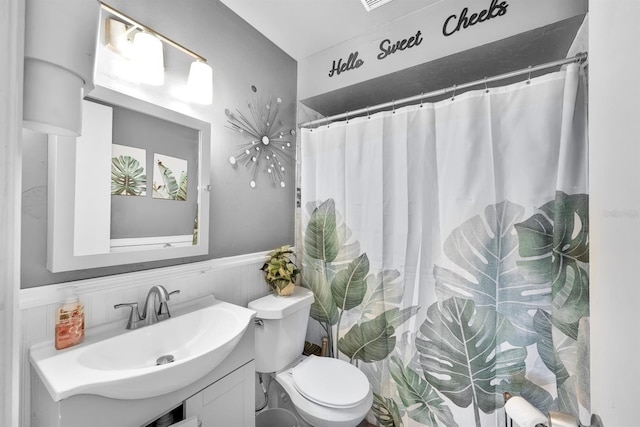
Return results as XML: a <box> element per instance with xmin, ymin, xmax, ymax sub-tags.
<box><xmin>30</xmin><ymin>296</ymin><xmax>255</xmax><ymax>401</ymax></box>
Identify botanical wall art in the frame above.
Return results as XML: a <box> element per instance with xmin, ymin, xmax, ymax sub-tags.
<box><xmin>152</xmin><ymin>153</ymin><xmax>188</xmax><ymax>201</ymax></box>
<box><xmin>225</xmin><ymin>85</ymin><xmax>295</xmax><ymax>189</ymax></box>
<box><xmin>111</xmin><ymin>144</ymin><xmax>147</xmax><ymax>196</ymax></box>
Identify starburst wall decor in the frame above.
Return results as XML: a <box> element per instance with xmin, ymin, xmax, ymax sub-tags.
<box><xmin>225</xmin><ymin>85</ymin><xmax>296</xmax><ymax>189</ymax></box>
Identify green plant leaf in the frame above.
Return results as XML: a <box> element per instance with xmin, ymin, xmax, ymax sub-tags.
<box><xmin>416</xmin><ymin>298</ymin><xmax>526</xmax><ymax>416</ymax></box>
<box><xmin>352</xmin><ymin>270</ymin><xmax>404</xmax><ymax>321</ymax></box>
<box><xmin>385</xmin><ymin>306</ymin><xmax>420</xmax><ymax>329</ymax></box>
<box><xmin>372</xmin><ymin>392</ymin><xmax>404</xmax><ymax>427</ymax></box>
<box><xmin>557</xmin><ymin>376</ymin><xmax>579</xmax><ymax>416</ymax></box>
<box><xmin>434</xmin><ymin>200</ymin><xmax>548</xmax><ymax>347</ymax></box>
<box><xmin>302</xmin><ymin>261</ymin><xmax>338</xmax><ymax>325</ymax></box>
<box><xmin>262</xmin><ymin>245</ymin><xmax>300</xmax><ymax>291</ymax></box>
<box><xmin>515</xmin><ymin>192</ymin><xmax>589</xmax><ymax>338</ymax></box>
<box><xmin>305</xmin><ymin>200</ymin><xmax>361</xmax><ymax>264</ymax></box>
<box><xmin>547</xmin><ymin>192</ymin><xmax>589</xmax><ymax>264</ymax></box>
<box><xmin>340</xmin><ymin>272</ymin><xmax>419</xmax><ymax>357</ymax></box>
<box><xmin>552</xmin><ymin>263</ymin><xmax>589</xmax><ymax>333</ymax></box>
<box><xmin>156</xmin><ymin>160</ymin><xmax>179</xmax><ymax>199</ymax></box>
<box><xmin>516</xmin><ymin>192</ymin><xmax>590</xmax><ymax>419</ymax></box>
<box><xmin>388</xmin><ymin>356</ymin><xmax>458</xmax><ymax>427</ymax></box>
<box><xmin>533</xmin><ymin>309</ymin><xmax>570</xmax><ymax>386</ymax></box>
<box><xmin>305</xmin><ymin>199</ymin><xmax>339</xmax><ymax>263</ymax></box>
<box><xmin>575</xmin><ymin>317</ymin><xmax>590</xmax><ymax>410</ymax></box>
<box><xmin>177</xmin><ymin>171</ymin><xmax>188</xmax><ymax>201</ymax></box>
<box><xmin>337</xmin><ymin>310</ymin><xmax>395</xmax><ymax>363</ymax></box>
<box><xmin>153</xmin><ymin>186</ymin><xmax>169</xmax><ymax>199</ymax></box>
<box><xmin>111</xmin><ymin>155</ymin><xmax>146</xmax><ymax>196</ymax></box>
<box><xmin>331</xmin><ymin>253</ymin><xmax>369</xmax><ymax>311</ymax></box>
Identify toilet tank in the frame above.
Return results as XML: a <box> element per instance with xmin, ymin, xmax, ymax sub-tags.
<box><xmin>248</xmin><ymin>286</ymin><xmax>314</xmax><ymax>373</ymax></box>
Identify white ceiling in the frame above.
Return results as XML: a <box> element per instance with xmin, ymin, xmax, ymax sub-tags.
<box><xmin>218</xmin><ymin>0</ymin><xmax>444</xmax><ymax>60</ymax></box>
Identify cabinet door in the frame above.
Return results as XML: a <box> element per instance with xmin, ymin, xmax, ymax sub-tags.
<box><xmin>185</xmin><ymin>362</ymin><xmax>255</xmax><ymax>427</ymax></box>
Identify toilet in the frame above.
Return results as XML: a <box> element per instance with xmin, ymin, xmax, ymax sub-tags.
<box><xmin>249</xmin><ymin>286</ymin><xmax>372</xmax><ymax>427</ymax></box>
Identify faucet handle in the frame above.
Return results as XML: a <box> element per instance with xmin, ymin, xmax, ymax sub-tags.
<box><xmin>168</xmin><ymin>290</ymin><xmax>180</xmax><ymax>299</ymax></box>
<box><xmin>114</xmin><ymin>302</ymin><xmax>143</xmax><ymax>329</ymax></box>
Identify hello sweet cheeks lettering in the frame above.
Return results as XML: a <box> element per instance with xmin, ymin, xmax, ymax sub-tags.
<box><xmin>327</xmin><ymin>1</ymin><xmax>509</xmax><ymax>78</ymax></box>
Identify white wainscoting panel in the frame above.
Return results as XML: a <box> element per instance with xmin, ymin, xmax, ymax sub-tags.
<box><xmin>20</xmin><ymin>251</ymin><xmax>272</xmax><ymax>427</ymax></box>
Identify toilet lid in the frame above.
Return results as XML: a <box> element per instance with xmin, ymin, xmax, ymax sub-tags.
<box><xmin>291</xmin><ymin>356</ymin><xmax>370</xmax><ymax>409</ymax></box>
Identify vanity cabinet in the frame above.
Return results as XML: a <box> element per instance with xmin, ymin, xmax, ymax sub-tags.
<box><xmin>185</xmin><ymin>361</ymin><xmax>255</xmax><ymax>426</ymax></box>
<box><xmin>30</xmin><ymin>327</ymin><xmax>255</xmax><ymax>427</ymax></box>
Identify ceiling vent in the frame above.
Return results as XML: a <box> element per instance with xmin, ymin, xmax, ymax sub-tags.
<box><xmin>360</xmin><ymin>0</ymin><xmax>395</xmax><ymax>12</ymax></box>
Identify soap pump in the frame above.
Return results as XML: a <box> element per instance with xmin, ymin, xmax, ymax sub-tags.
<box><xmin>55</xmin><ymin>288</ymin><xmax>84</xmax><ymax>350</ymax></box>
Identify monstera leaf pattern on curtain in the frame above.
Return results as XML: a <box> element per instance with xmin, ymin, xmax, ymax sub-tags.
<box><xmin>303</xmin><ymin>198</ymin><xmax>419</xmax><ymax>362</ymax></box>
<box><xmin>417</xmin><ymin>298</ymin><xmax>527</xmax><ymax>426</ymax></box>
<box><xmin>515</xmin><ymin>192</ymin><xmax>590</xmax><ymax>414</ymax></box>
<box><xmin>433</xmin><ymin>200</ymin><xmax>551</xmax><ymax>347</ymax></box>
<box><xmin>413</xmin><ymin>192</ymin><xmax>588</xmax><ymax>426</ymax></box>
<box><xmin>303</xmin><ymin>194</ymin><xmax>589</xmax><ymax>427</ymax></box>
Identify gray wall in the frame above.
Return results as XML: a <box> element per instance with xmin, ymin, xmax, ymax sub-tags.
<box><xmin>21</xmin><ymin>0</ymin><xmax>297</xmax><ymax>288</ymax></box>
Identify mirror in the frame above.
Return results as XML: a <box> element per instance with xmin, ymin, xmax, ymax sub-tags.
<box><xmin>47</xmin><ymin>85</ymin><xmax>211</xmax><ymax>272</ymax></box>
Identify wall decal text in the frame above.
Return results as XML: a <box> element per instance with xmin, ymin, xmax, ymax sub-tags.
<box><xmin>325</xmin><ymin>0</ymin><xmax>510</xmax><ymax>78</ymax></box>
<box><xmin>377</xmin><ymin>30</ymin><xmax>423</xmax><ymax>61</ymax></box>
<box><xmin>328</xmin><ymin>51</ymin><xmax>364</xmax><ymax>78</ymax></box>
<box><xmin>442</xmin><ymin>0</ymin><xmax>508</xmax><ymax>37</ymax></box>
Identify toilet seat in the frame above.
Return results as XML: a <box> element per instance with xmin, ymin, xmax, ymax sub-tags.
<box><xmin>291</xmin><ymin>356</ymin><xmax>370</xmax><ymax>409</ymax></box>
<box><xmin>274</xmin><ymin>356</ymin><xmax>373</xmax><ymax>427</ymax></box>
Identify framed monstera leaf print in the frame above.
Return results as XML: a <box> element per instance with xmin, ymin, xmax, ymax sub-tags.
<box><xmin>111</xmin><ymin>144</ymin><xmax>147</xmax><ymax>196</ymax></box>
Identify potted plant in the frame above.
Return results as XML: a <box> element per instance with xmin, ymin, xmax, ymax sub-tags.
<box><xmin>261</xmin><ymin>245</ymin><xmax>300</xmax><ymax>296</ymax></box>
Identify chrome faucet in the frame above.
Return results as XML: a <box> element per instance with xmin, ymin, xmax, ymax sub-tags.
<box><xmin>114</xmin><ymin>285</ymin><xmax>180</xmax><ymax>329</ymax></box>
<box><xmin>143</xmin><ymin>285</ymin><xmax>180</xmax><ymax>325</ymax></box>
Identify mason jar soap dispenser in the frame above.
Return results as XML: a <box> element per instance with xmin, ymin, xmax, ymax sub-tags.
<box><xmin>55</xmin><ymin>288</ymin><xmax>85</xmax><ymax>350</ymax></box>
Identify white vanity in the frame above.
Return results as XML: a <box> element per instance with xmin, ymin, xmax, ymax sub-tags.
<box><xmin>29</xmin><ymin>296</ymin><xmax>256</xmax><ymax>427</ymax></box>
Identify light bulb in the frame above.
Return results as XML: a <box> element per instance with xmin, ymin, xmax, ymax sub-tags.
<box><xmin>133</xmin><ymin>32</ymin><xmax>164</xmax><ymax>85</ymax></box>
<box><xmin>187</xmin><ymin>60</ymin><xmax>213</xmax><ymax>105</ymax></box>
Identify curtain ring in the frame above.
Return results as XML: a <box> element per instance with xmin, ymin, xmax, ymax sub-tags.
<box><xmin>527</xmin><ymin>66</ymin><xmax>532</xmax><ymax>85</ymax></box>
<box><xmin>484</xmin><ymin>77</ymin><xmax>489</xmax><ymax>94</ymax></box>
<box><xmin>366</xmin><ymin>106</ymin><xmax>370</xmax><ymax>119</ymax></box>
<box><xmin>325</xmin><ymin>116</ymin><xmax>330</xmax><ymax>128</ymax></box>
<box><xmin>420</xmin><ymin>92</ymin><xmax>424</xmax><ymax>108</ymax></box>
<box><xmin>346</xmin><ymin>111</ymin><xmax>349</xmax><ymax>124</ymax></box>
<box><xmin>392</xmin><ymin>100</ymin><xmax>396</xmax><ymax>114</ymax></box>
<box><xmin>451</xmin><ymin>84</ymin><xmax>457</xmax><ymax>101</ymax></box>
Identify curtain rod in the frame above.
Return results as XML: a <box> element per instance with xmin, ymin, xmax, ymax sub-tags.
<box><xmin>299</xmin><ymin>52</ymin><xmax>587</xmax><ymax>128</ymax></box>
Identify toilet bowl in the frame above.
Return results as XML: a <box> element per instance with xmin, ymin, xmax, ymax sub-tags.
<box><xmin>249</xmin><ymin>287</ymin><xmax>372</xmax><ymax>427</ymax></box>
<box><xmin>274</xmin><ymin>355</ymin><xmax>372</xmax><ymax>427</ymax></box>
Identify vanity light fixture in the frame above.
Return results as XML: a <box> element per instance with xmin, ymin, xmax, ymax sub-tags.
<box><xmin>101</xmin><ymin>2</ymin><xmax>213</xmax><ymax>104</ymax></box>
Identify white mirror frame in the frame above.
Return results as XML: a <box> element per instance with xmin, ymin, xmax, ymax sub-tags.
<box><xmin>47</xmin><ymin>86</ymin><xmax>211</xmax><ymax>272</ymax></box>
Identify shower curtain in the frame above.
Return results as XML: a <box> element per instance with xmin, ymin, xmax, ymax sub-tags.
<box><xmin>300</xmin><ymin>63</ymin><xmax>589</xmax><ymax>427</ymax></box>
